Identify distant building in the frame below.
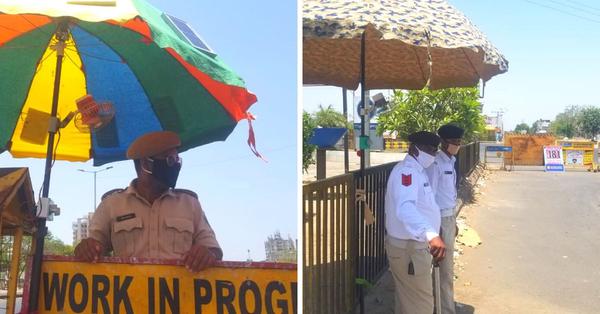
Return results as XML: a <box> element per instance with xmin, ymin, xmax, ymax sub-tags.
<box><xmin>534</xmin><ymin>119</ymin><xmax>551</xmax><ymax>134</ymax></box>
<box><xmin>72</xmin><ymin>212</ymin><xmax>93</xmax><ymax>245</ymax></box>
<box><xmin>484</xmin><ymin>114</ymin><xmax>503</xmax><ymax>141</ymax></box>
<box><xmin>485</xmin><ymin>114</ymin><xmax>503</xmax><ymax>131</ymax></box>
<box><xmin>265</xmin><ymin>231</ymin><xmax>297</xmax><ymax>263</ymax></box>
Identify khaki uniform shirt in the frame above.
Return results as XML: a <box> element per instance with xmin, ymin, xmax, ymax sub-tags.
<box><xmin>88</xmin><ymin>180</ymin><xmax>220</xmax><ymax>259</ymax></box>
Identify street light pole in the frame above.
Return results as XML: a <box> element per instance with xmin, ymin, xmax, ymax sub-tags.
<box><xmin>78</xmin><ymin>166</ymin><xmax>113</xmax><ymax>210</ymax></box>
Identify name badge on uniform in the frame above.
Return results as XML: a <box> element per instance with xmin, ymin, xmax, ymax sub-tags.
<box><xmin>444</xmin><ymin>171</ymin><xmax>453</xmax><ymax>175</ymax></box>
<box><xmin>116</xmin><ymin>213</ymin><xmax>136</xmax><ymax>222</ymax></box>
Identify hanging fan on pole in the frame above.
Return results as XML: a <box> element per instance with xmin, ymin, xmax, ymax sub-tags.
<box><xmin>70</xmin><ymin>95</ymin><xmax>115</xmax><ymax>133</ymax></box>
<box><xmin>19</xmin><ymin>95</ymin><xmax>116</xmax><ymax>144</ymax></box>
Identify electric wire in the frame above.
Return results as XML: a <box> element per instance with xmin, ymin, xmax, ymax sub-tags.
<box><xmin>521</xmin><ymin>0</ymin><xmax>600</xmax><ymax>24</ymax></box>
<box><xmin>545</xmin><ymin>0</ymin><xmax>600</xmax><ymax>18</ymax></box>
<box><xmin>563</xmin><ymin>0</ymin><xmax>600</xmax><ymax>12</ymax></box>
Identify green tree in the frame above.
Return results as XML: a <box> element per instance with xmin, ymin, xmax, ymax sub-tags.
<box><xmin>313</xmin><ymin>105</ymin><xmax>350</xmax><ymax>129</ymax></box>
<box><xmin>303</xmin><ymin>111</ymin><xmax>317</xmax><ymax>173</ymax></box>
<box><xmin>0</xmin><ymin>235</ymin><xmax>34</xmax><ymax>289</ymax></box>
<box><xmin>579</xmin><ymin>106</ymin><xmax>600</xmax><ymax>139</ymax></box>
<box><xmin>0</xmin><ymin>232</ymin><xmax>72</xmax><ymax>290</ymax></box>
<box><xmin>550</xmin><ymin>106</ymin><xmax>581</xmax><ymax>138</ymax></box>
<box><xmin>376</xmin><ymin>87</ymin><xmax>485</xmax><ymax>142</ymax></box>
<box><xmin>530</xmin><ymin>121</ymin><xmax>539</xmax><ymax>134</ymax></box>
<box><xmin>514</xmin><ymin>123</ymin><xmax>530</xmax><ymax>134</ymax></box>
<box><xmin>43</xmin><ymin>232</ymin><xmax>74</xmax><ymax>256</ymax></box>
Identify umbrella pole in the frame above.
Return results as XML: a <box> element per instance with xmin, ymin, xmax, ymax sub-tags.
<box><xmin>359</xmin><ymin>31</ymin><xmax>366</xmax><ymax>173</ymax></box>
<box><xmin>28</xmin><ymin>19</ymin><xmax>69</xmax><ymax>312</ymax></box>
<box><xmin>343</xmin><ymin>88</ymin><xmax>349</xmax><ymax>173</ymax></box>
<box><xmin>357</xmin><ymin>30</ymin><xmax>367</xmax><ymax>314</ymax></box>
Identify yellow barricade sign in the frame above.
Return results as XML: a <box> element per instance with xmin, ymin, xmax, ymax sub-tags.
<box><xmin>24</xmin><ymin>256</ymin><xmax>297</xmax><ymax>314</ymax></box>
<box><xmin>384</xmin><ymin>139</ymin><xmax>409</xmax><ymax>151</ymax></box>
<box><xmin>557</xmin><ymin>140</ymin><xmax>597</xmax><ymax>170</ymax></box>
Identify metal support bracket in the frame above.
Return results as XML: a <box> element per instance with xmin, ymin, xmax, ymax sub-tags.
<box><xmin>48</xmin><ymin>117</ymin><xmax>60</xmax><ymax>133</ymax></box>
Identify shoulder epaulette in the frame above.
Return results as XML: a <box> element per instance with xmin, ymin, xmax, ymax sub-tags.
<box><xmin>102</xmin><ymin>188</ymin><xmax>125</xmax><ymax>200</ymax></box>
<box><xmin>173</xmin><ymin>188</ymin><xmax>198</xmax><ymax>199</ymax></box>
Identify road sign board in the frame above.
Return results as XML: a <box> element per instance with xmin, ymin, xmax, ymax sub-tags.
<box><xmin>25</xmin><ymin>256</ymin><xmax>297</xmax><ymax>314</ymax></box>
<box><xmin>486</xmin><ymin>146</ymin><xmax>512</xmax><ymax>152</ymax></box>
<box><xmin>543</xmin><ymin>146</ymin><xmax>565</xmax><ymax>172</ymax></box>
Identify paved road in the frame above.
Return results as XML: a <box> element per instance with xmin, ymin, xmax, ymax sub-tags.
<box><xmin>455</xmin><ymin>169</ymin><xmax>600</xmax><ymax>313</ymax></box>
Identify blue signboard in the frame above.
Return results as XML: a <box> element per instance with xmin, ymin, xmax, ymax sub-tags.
<box><xmin>309</xmin><ymin>127</ymin><xmax>347</xmax><ymax>148</ymax></box>
<box><xmin>545</xmin><ymin>164</ymin><xmax>565</xmax><ymax>172</ymax></box>
<box><xmin>487</xmin><ymin>146</ymin><xmax>512</xmax><ymax>152</ymax></box>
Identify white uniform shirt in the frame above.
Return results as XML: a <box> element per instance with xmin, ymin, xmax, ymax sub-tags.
<box><xmin>426</xmin><ymin>152</ymin><xmax>457</xmax><ymax>217</ymax></box>
<box><xmin>385</xmin><ymin>155</ymin><xmax>441</xmax><ymax>242</ymax></box>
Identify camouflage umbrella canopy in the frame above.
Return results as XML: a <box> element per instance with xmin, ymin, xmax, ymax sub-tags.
<box><xmin>303</xmin><ymin>0</ymin><xmax>509</xmax><ymax>90</ymax></box>
<box><xmin>304</xmin><ymin>0</ymin><xmax>509</xmax><ymax>172</ymax></box>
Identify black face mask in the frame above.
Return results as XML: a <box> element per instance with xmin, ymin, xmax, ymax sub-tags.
<box><xmin>149</xmin><ymin>158</ymin><xmax>181</xmax><ymax>188</ymax></box>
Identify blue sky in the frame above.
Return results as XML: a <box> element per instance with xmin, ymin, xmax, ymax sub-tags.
<box><xmin>0</xmin><ymin>0</ymin><xmax>297</xmax><ymax>261</ymax></box>
<box><xmin>304</xmin><ymin>0</ymin><xmax>600</xmax><ymax>131</ymax></box>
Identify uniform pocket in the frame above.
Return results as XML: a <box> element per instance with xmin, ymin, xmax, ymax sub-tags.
<box><xmin>423</xmin><ymin>186</ymin><xmax>438</xmax><ymax>206</ymax></box>
<box><xmin>164</xmin><ymin>217</ymin><xmax>194</xmax><ymax>254</ymax></box>
<box><xmin>424</xmin><ymin>186</ymin><xmax>433</xmax><ymax>194</ymax></box>
<box><xmin>112</xmin><ymin>217</ymin><xmax>143</xmax><ymax>256</ymax></box>
<box><xmin>409</xmin><ymin>249</ymin><xmax>433</xmax><ymax>276</ymax></box>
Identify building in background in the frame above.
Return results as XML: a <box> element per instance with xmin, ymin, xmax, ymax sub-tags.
<box><xmin>533</xmin><ymin>119</ymin><xmax>551</xmax><ymax>134</ymax></box>
<box><xmin>265</xmin><ymin>231</ymin><xmax>297</xmax><ymax>263</ymax></box>
<box><xmin>485</xmin><ymin>113</ymin><xmax>504</xmax><ymax>142</ymax></box>
<box><xmin>72</xmin><ymin>212</ymin><xmax>93</xmax><ymax>245</ymax></box>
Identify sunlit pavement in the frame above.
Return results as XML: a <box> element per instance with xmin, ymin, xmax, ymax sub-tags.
<box><xmin>454</xmin><ymin>170</ymin><xmax>600</xmax><ymax>313</ymax></box>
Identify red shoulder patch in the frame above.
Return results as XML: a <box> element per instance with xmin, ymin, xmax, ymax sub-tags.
<box><xmin>401</xmin><ymin>174</ymin><xmax>412</xmax><ymax>186</ymax></box>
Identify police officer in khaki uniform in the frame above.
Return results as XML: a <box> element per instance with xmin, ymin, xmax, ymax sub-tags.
<box><xmin>74</xmin><ymin>131</ymin><xmax>222</xmax><ymax>272</ymax></box>
<box><xmin>385</xmin><ymin>131</ymin><xmax>446</xmax><ymax>314</ymax></box>
<box><xmin>425</xmin><ymin>124</ymin><xmax>464</xmax><ymax>314</ymax></box>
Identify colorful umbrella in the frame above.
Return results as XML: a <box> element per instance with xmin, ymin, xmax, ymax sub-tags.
<box><xmin>0</xmin><ymin>1</ymin><xmax>258</xmax><ymax>311</ymax></box>
<box><xmin>0</xmin><ymin>0</ymin><xmax>257</xmax><ymax>166</ymax></box>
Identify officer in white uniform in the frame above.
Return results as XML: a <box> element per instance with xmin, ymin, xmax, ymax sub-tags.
<box><xmin>385</xmin><ymin>131</ymin><xmax>446</xmax><ymax>314</ymax></box>
<box><xmin>425</xmin><ymin>124</ymin><xmax>464</xmax><ymax>314</ymax></box>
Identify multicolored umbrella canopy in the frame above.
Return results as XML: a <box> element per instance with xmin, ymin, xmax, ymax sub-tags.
<box><xmin>303</xmin><ymin>0</ymin><xmax>509</xmax><ymax>90</ymax></box>
<box><xmin>0</xmin><ymin>0</ymin><xmax>257</xmax><ymax>166</ymax></box>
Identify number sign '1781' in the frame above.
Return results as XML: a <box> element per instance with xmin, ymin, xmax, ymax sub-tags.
<box><xmin>543</xmin><ymin>146</ymin><xmax>565</xmax><ymax>172</ymax></box>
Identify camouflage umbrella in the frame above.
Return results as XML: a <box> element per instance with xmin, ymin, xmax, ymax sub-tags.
<box><xmin>303</xmin><ymin>0</ymin><xmax>509</xmax><ymax>90</ymax></box>
<box><xmin>303</xmin><ymin>0</ymin><xmax>509</xmax><ymax>171</ymax></box>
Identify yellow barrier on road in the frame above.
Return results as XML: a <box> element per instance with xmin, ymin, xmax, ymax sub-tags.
<box><xmin>557</xmin><ymin>140</ymin><xmax>597</xmax><ymax>171</ymax></box>
<box><xmin>23</xmin><ymin>256</ymin><xmax>297</xmax><ymax>314</ymax></box>
<box><xmin>384</xmin><ymin>139</ymin><xmax>409</xmax><ymax>151</ymax></box>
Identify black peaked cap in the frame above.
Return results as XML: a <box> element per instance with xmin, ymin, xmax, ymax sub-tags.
<box><xmin>408</xmin><ymin>131</ymin><xmax>440</xmax><ymax>147</ymax></box>
<box><xmin>437</xmin><ymin>124</ymin><xmax>465</xmax><ymax>139</ymax></box>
